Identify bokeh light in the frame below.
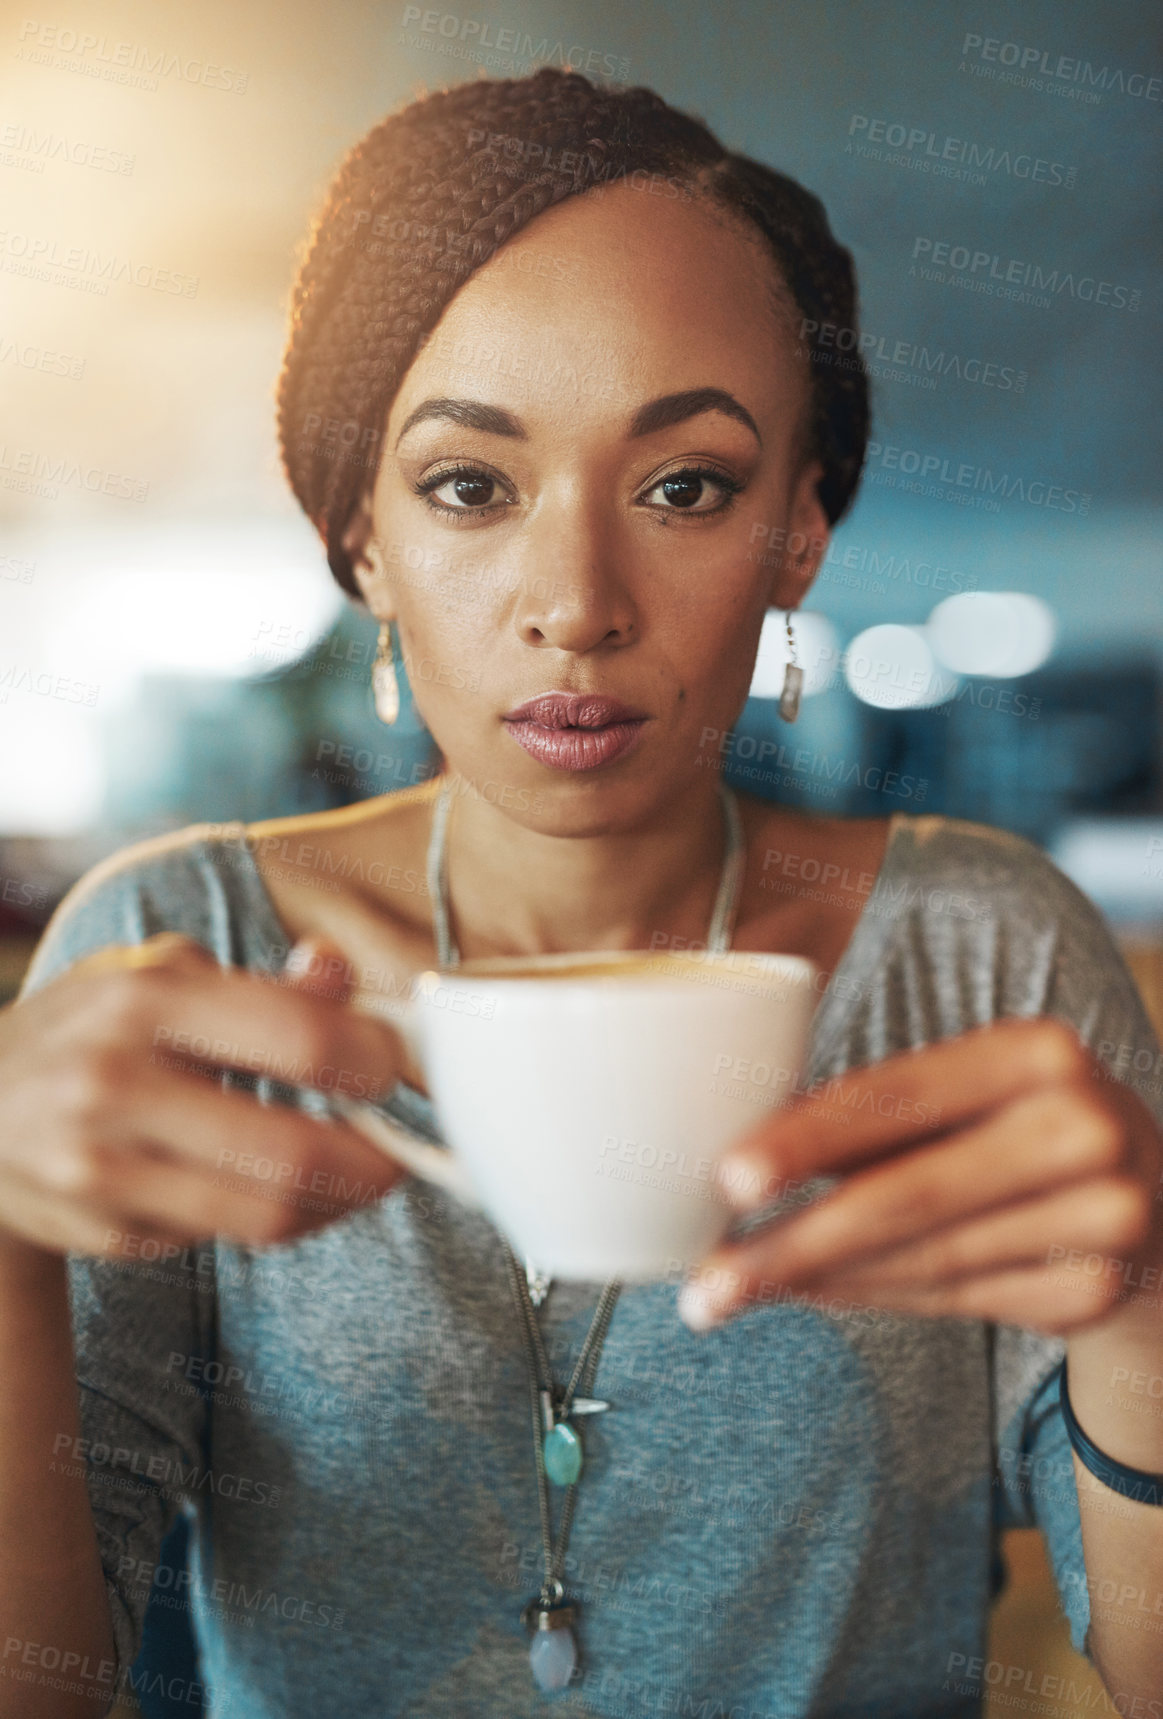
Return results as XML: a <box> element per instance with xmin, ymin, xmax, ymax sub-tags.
<box><xmin>843</xmin><ymin>623</ymin><xmax>959</xmax><ymax>710</ymax></box>
<box><xmin>928</xmin><ymin>592</ymin><xmax>1056</xmax><ymax>678</ymax></box>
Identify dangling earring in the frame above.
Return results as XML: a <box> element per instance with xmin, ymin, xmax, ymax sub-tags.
<box><xmin>371</xmin><ymin>621</ymin><xmax>399</xmax><ymax>725</ymax></box>
<box><xmin>778</xmin><ymin>611</ymin><xmax>803</xmax><ymax>723</ymax></box>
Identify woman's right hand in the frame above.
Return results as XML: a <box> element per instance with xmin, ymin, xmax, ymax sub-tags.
<box><xmin>0</xmin><ymin>932</ymin><xmax>412</xmax><ymax>1262</ymax></box>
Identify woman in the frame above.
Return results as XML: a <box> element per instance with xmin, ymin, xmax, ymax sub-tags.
<box><xmin>3</xmin><ymin>67</ymin><xmax>1162</xmax><ymax>1718</ymax></box>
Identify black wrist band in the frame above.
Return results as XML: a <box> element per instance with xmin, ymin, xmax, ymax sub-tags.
<box><xmin>1056</xmin><ymin>1357</ymin><xmax>1163</xmax><ymax>1507</ymax></box>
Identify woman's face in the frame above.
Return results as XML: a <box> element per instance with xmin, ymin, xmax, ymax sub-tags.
<box><xmin>347</xmin><ymin>179</ymin><xmax>830</xmax><ymax>834</ymax></box>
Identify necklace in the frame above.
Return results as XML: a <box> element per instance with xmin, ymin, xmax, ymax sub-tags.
<box><xmin>424</xmin><ymin>775</ymin><xmax>746</xmax><ymax>1693</ymax></box>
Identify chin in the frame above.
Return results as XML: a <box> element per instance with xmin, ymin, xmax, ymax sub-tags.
<box><xmin>499</xmin><ymin>765</ymin><xmax>694</xmax><ymax>840</ymax></box>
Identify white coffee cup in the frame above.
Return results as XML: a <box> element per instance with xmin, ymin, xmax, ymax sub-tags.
<box><xmin>332</xmin><ymin>948</ymin><xmax>818</xmax><ymax>1281</ymax></box>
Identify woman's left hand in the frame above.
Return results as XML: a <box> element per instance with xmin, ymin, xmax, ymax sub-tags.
<box><xmin>678</xmin><ymin>1016</ymin><xmax>1163</xmax><ymax>1337</ymax></box>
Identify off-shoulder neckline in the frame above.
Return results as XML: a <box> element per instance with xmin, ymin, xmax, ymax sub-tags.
<box><xmin>212</xmin><ymin>810</ymin><xmax>918</xmax><ymax>1106</ymax></box>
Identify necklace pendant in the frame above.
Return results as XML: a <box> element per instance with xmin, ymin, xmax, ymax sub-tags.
<box><xmin>543</xmin><ymin>1418</ymin><xmax>583</xmax><ymax>1487</ymax></box>
<box><xmin>569</xmin><ymin>1397</ymin><xmax>610</xmax><ymax>1416</ymax></box>
<box><xmin>539</xmin><ymin>1388</ymin><xmax>556</xmax><ymax>1436</ymax></box>
<box><xmin>524</xmin><ymin>1256</ymin><xmax>552</xmax><ymax>1307</ymax></box>
<box><xmin>522</xmin><ymin>1596</ymin><xmax>579</xmax><ymax>1693</ymax></box>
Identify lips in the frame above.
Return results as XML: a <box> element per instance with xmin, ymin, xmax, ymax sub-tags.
<box><xmin>502</xmin><ymin>691</ymin><xmax>649</xmax><ymax>772</ymax></box>
<box><xmin>503</xmin><ymin>693</ymin><xmax>647</xmax><ymax>727</ymax></box>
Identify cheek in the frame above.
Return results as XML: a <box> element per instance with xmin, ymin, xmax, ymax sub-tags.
<box><xmin>395</xmin><ymin>606</ymin><xmax>481</xmax><ymax>692</ymax></box>
<box><xmin>384</xmin><ymin>522</ymin><xmax>508</xmax><ymax>623</ymax></box>
<box><xmin>663</xmin><ymin>575</ymin><xmax>769</xmax><ymax>677</ymax></box>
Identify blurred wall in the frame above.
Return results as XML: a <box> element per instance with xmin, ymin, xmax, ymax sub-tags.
<box><xmin>1</xmin><ymin>0</ymin><xmax>1160</xmax><ymax>885</ymax></box>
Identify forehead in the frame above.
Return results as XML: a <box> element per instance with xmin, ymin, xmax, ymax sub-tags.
<box><xmin>388</xmin><ymin>181</ymin><xmax>803</xmax><ymax>435</ymax></box>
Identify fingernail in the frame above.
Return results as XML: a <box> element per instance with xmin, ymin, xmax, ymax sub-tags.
<box><xmin>285</xmin><ymin>939</ymin><xmax>317</xmax><ymax>976</ymax></box>
<box><xmin>715</xmin><ymin>1153</ymin><xmax>773</xmax><ymax>1211</ymax></box>
<box><xmin>677</xmin><ymin>1281</ymin><xmax>725</xmax><ymax>1332</ymax></box>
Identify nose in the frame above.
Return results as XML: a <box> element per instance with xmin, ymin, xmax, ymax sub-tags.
<box><xmin>511</xmin><ymin>501</ymin><xmax>638</xmax><ymax>653</ymax></box>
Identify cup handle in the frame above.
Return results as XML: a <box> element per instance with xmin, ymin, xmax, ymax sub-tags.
<box><xmin>329</xmin><ymin>1092</ymin><xmax>481</xmax><ymax>1209</ymax></box>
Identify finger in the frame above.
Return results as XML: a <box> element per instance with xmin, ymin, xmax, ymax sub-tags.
<box><xmin>680</xmin><ymin>1174</ymin><xmax>1151</xmax><ymax>1333</ymax></box>
<box><xmin>715</xmin><ymin>1084</ymin><xmax>1136</xmax><ymax>1283</ymax></box>
<box><xmin>154</xmin><ymin>938</ymin><xmax>359</xmax><ymax>1088</ymax></box>
<box><xmin>71</xmin><ymin>931</ymin><xmax>218</xmax><ymax>978</ymax></box>
<box><xmin>751</xmin><ymin>1267</ymin><xmax>1123</xmax><ymax>1333</ymax></box>
<box><xmin>5</xmin><ymin>1100</ymin><xmax>402</xmax><ymax>1251</ymax></box>
<box><xmin>796</xmin><ymin>1177</ymin><xmax>1151</xmax><ymax>1295</ymax></box>
<box><xmin>280</xmin><ymin>936</ymin><xmax>357</xmax><ymax>1005</ymax></box>
<box><xmin>679</xmin><ymin>1250</ymin><xmax>1128</xmax><ymax>1335</ymax></box>
<box><xmin>86</xmin><ymin>957</ymin><xmax>407</xmax><ymax>1105</ymax></box>
<box><xmin>101</xmin><ymin>1141</ymin><xmax>395</xmax><ymax>1246</ymax></box>
<box><xmin>253</xmin><ymin>880</ymin><xmax>434</xmax><ymax>1025</ymax></box>
<box><xmin>31</xmin><ymin>1059</ymin><xmax>406</xmax><ymax>1209</ymax></box>
<box><xmin>0</xmin><ymin>1174</ymin><xmax>202</xmax><ymax>1262</ymax></box>
<box><xmin>946</xmin><ymin>1265</ymin><xmax>1131</xmax><ymax>1330</ymax></box>
<box><xmin>285</xmin><ymin>896</ymin><xmax>437</xmax><ymax>1085</ymax></box>
<box><xmin>715</xmin><ymin>1016</ymin><xmax>1093</xmax><ymax>1203</ymax></box>
<box><xmin>820</xmin><ymin>1266</ymin><xmax>1128</xmax><ymax>1334</ymax></box>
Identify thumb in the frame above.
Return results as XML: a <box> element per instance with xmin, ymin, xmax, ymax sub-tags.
<box><xmin>281</xmin><ymin>936</ymin><xmax>355</xmax><ymax>1005</ymax></box>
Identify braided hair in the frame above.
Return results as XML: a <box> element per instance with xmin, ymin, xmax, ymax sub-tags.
<box><xmin>276</xmin><ymin>67</ymin><xmax>869</xmax><ymax>598</ymax></box>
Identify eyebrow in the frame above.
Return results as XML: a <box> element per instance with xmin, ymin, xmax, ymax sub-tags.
<box><xmin>394</xmin><ymin>397</ymin><xmax>523</xmax><ymax>450</ymax></box>
<box><xmin>628</xmin><ymin>388</ymin><xmax>761</xmax><ymax>445</ymax></box>
<box><xmin>393</xmin><ymin>386</ymin><xmax>762</xmax><ymax>451</ymax></box>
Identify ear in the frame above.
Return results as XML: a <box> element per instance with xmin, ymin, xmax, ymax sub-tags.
<box><xmin>765</xmin><ymin>460</ymin><xmax>831</xmax><ymax>612</ymax></box>
<box><xmin>342</xmin><ymin>490</ymin><xmax>397</xmax><ymax>620</ymax></box>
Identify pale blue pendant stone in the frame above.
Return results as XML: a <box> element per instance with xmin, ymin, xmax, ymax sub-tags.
<box><xmin>530</xmin><ymin>1625</ymin><xmax>577</xmax><ymax>1692</ymax></box>
<box><xmin>543</xmin><ymin>1422</ymin><xmax>582</xmax><ymax>1486</ymax></box>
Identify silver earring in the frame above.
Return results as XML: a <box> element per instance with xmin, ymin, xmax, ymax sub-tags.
<box><xmin>779</xmin><ymin>612</ymin><xmax>803</xmax><ymax>723</ymax></box>
<box><xmin>371</xmin><ymin>621</ymin><xmax>399</xmax><ymax>725</ymax></box>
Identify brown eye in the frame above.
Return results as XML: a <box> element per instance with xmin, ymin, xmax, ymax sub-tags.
<box><xmin>661</xmin><ymin>474</ymin><xmax>704</xmax><ymax>508</ymax></box>
<box><xmin>428</xmin><ymin>472</ymin><xmax>499</xmax><ymax>509</ymax></box>
<box><xmin>642</xmin><ymin>466</ymin><xmax>742</xmax><ymax>514</ymax></box>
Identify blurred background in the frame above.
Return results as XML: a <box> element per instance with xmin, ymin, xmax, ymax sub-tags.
<box><xmin>1</xmin><ymin>0</ymin><xmax>1159</xmax><ymax>1713</ymax></box>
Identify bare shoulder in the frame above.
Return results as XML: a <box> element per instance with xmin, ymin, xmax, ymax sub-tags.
<box><xmin>731</xmin><ymin>791</ymin><xmax>895</xmax><ymax>973</ymax></box>
<box><xmin>735</xmin><ymin>792</ymin><xmax>895</xmax><ymax>890</ymax></box>
<box><xmin>244</xmin><ymin>777</ymin><xmax>438</xmax><ymax>856</ymax></box>
<box><xmin>243</xmin><ymin>778</ymin><xmax>442</xmax><ymax>946</ymax></box>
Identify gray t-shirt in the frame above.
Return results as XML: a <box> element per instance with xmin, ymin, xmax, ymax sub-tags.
<box><xmin>18</xmin><ymin>808</ymin><xmax>1163</xmax><ymax>1718</ymax></box>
